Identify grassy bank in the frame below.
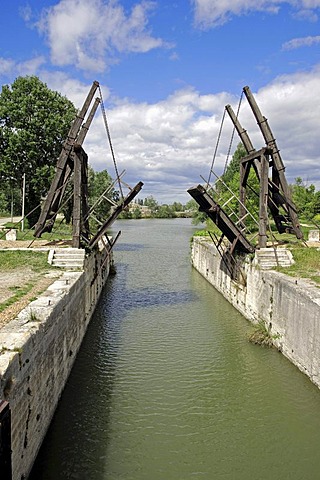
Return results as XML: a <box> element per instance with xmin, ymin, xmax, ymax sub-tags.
<box><xmin>276</xmin><ymin>247</ymin><xmax>320</xmax><ymax>285</ymax></box>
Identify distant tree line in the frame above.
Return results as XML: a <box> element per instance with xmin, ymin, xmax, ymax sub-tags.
<box><xmin>119</xmin><ymin>195</ymin><xmax>197</xmax><ymax>219</ymax></box>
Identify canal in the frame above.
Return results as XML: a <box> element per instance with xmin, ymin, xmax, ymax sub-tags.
<box><xmin>30</xmin><ymin>218</ymin><xmax>320</xmax><ymax>480</ymax></box>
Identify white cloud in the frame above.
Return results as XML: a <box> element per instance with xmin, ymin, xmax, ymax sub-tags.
<box><xmin>0</xmin><ymin>56</ymin><xmax>46</xmax><ymax>79</ymax></box>
<box><xmin>192</xmin><ymin>0</ymin><xmax>320</xmax><ymax>28</ymax></box>
<box><xmin>0</xmin><ymin>58</ymin><xmax>15</xmax><ymax>76</ymax></box>
<box><xmin>3</xmin><ymin>65</ymin><xmax>319</xmax><ymax>203</ymax></box>
<box><xmin>230</xmin><ymin>68</ymin><xmax>320</xmax><ymax>187</ymax></box>
<box><xmin>37</xmin><ymin>0</ymin><xmax>170</xmax><ymax>72</ymax></box>
<box><xmin>282</xmin><ymin>35</ymin><xmax>320</xmax><ymax>50</ymax></box>
<box><xmin>75</xmin><ymin>66</ymin><xmax>320</xmax><ymax>202</ymax></box>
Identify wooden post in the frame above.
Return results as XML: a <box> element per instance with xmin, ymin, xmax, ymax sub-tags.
<box><xmin>239</xmin><ymin>161</ymin><xmax>247</xmax><ymax>225</ymax></box>
<box><xmin>77</xmin><ymin>97</ymin><xmax>100</xmax><ymax>145</ymax></box>
<box><xmin>34</xmin><ymin>81</ymin><xmax>100</xmax><ymax>237</ymax></box>
<box><xmin>72</xmin><ymin>151</ymin><xmax>82</xmax><ymax>248</ymax></box>
<box><xmin>243</xmin><ymin>86</ymin><xmax>303</xmax><ymax>239</ymax></box>
<box><xmin>225</xmin><ymin>104</ymin><xmax>261</xmax><ymax>180</ymax></box>
<box><xmin>74</xmin><ymin>145</ymin><xmax>90</xmax><ymax>244</ymax></box>
<box><xmin>259</xmin><ymin>153</ymin><xmax>269</xmax><ymax>248</ymax></box>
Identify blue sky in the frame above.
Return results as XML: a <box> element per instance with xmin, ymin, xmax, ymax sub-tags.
<box><xmin>1</xmin><ymin>0</ymin><xmax>320</xmax><ymax>202</ymax></box>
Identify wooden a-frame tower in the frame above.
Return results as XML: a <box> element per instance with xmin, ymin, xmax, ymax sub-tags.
<box><xmin>34</xmin><ymin>81</ymin><xmax>143</xmax><ymax>248</ymax></box>
<box><xmin>188</xmin><ymin>86</ymin><xmax>303</xmax><ymax>255</ymax></box>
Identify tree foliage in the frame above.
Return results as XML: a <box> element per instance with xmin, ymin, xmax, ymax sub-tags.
<box><xmin>0</xmin><ymin>76</ymin><xmax>76</xmax><ymax>226</ymax></box>
<box><xmin>88</xmin><ymin>167</ymin><xmax>117</xmax><ymax>224</ymax></box>
<box><xmin>292</xmin><ymin>177</ymin><xmax>320</xmax><ymax>220</ymax></box>
<box><xmin>210</xmin><ymin>143</ymin><xmax>259</xmax><ymax>229</ymax></box>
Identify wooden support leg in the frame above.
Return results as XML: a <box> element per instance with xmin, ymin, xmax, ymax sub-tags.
<box><xmin>259</xmin><ymin>154</ymin><xmax>269</xmax><ymax>248</ymax></box>
<box><xmin>72</xmin><ymin>153</ymin><xmax>81</xmax><ymax>248</ymax></box>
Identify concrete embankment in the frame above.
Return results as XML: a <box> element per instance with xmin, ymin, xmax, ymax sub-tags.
<box><xmin>192</xmin><ymin>236</ymin><xmax>320</xmax><ymax>389</ymax></box>
<box><xmin>0</xmin><ymin>246</ymin><xmax>112</xmax><ymax>480</ymax></box>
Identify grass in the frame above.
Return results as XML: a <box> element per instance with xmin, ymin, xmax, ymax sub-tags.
<box><xmin>276</xmin><ymin>247</ymin><xmax>320</xmax><ymax>285</ymax></box>
<box><xmin>0</xmin><ymin>282</ymin><xmax>35</xmax><ymax>313</ymax></box>
<box><xmin>0</xmin><ymin>251</ymin><xmax>56</xmax><ymax>314</ymax></box>
<box><xmin>194</xmin><ymin>218</ymin><xmax>320</xmax><ymax>285</ymax></box>
<box><xmin>0</xmin><ymin>221</ymin><xmax>72</xmax><ymax>242</ymax></box>
<box><xmin>0</xmin><ymin>250</ymin><xmax>53</xmax><ymax>272</ymax></box>
<box><xmin>248</xmin><ymin>321</ymin><xmax>279</xmax><ymax>347</ymax></box>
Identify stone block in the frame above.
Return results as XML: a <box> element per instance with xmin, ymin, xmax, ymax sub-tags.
<box><xmin>5</xmin><ymin>228</ymin><xmax>17</xmax><ymax>241</ymax></box>
<box><xmin>308</xmin><ymin>230</ymin><xmax>320</xmax><ymax>242</ymax></box>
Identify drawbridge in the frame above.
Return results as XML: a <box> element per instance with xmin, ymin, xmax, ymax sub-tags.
<box><xmin>33</xmin><ymin>81</ymin><xmax>143</xmax><ymax>250</ymax></box>
<box><xmin>188</xmin><ymin>86</ymin><xmax>302</xmax><ymax>257</ymax></box>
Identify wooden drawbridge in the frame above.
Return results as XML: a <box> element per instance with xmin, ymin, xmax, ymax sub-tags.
<box><xmin>188</xmin><ymin>86</ymin><xmax>302</xmax><ymax>255</ymax></box>
<box><xmin>33</xmin><ymin>81</ymin><xmax>143</xmax><ymax>249</ymax></box>
<box><xmin>188</xmin><ymin>184</ymin><xmax>254</xmax><ymax>254</ymax></box>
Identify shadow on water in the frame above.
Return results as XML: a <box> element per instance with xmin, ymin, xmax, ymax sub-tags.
<box><xmin>115</xmin><ymin>243</ymin><xmax>145</xmax><ymax>252</ymax></box>
<box><xmin>29</xmin><ymin>258</ymin><xmax>197</xmax><ymax>480</ymax></box>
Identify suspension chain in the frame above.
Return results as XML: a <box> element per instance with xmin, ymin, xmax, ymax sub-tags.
<box><xmin>223</xmin><ymin>90</ymin><xmax>244</xmax><ymax>175</ymax></box>
<box><xmin>207</xmin><ymin>108</ymin><xmax>226</xmax><ymax>188</ymax></box>
<box><xmin>98</xmin><ymin>85</ymin><xmax>124</xmax><ymax>201</ymax></box>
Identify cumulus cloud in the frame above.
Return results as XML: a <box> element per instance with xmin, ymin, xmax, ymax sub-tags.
<box><xmin>282</xmin><ymin>35</ymin><xmax>320</xmax><ymax>50</ymax></box>
<box><xmin>192</xmin><ymin>0</ymin><xmax>320</xmax><ymax>28</ymax></box>
<box><xmin>80</xmin><ymin>86</ymin><xmax>235</xmax><ymax>201</ymax></box>
<box><xmin>72</xmin><ymin>66</ymin><xmax>320</xmax><ymax>202</ymax></box>
<box><xmin>0</xmin><ymin>56</ymin><xmax>46</xmax><ymax>79</ymax></box>
<box><xmin>36</xmin><ymin>0</ymin><xmax>170</xmax><ymax>72</ymax></box>
<box><xmin>3</xmin><ymin>63</ymin><xmax>319</xmax><ymax>201</ymax></box>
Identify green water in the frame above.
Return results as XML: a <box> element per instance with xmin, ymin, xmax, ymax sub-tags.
<box><xmin>30</xmin><ymin>219</ymin><xmax>320</xmax><ymax>480</ymax></box>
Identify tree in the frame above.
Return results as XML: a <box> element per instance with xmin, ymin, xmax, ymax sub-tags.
<box><xmin>185</xmin><ymin>198</ymin><xmax>207</xmax><ymax>225</ymax></box>
<box><xmin>132</xmin><ymin>206</ymin><xmax>142</xmax><ymax>219</ymax></box>
<box><xmin>0</xmin><ymin>76</ymin><xmax>76</xmax><ymax>227</ymax></box>
<box><xmin>154</xmin><ymin>204</ymin><xmax>176</xmax><ymax>218</ymax></box>
<box><xmin>219</xmin><ymin>142</ymin><xmax>259</xmax><ymax>224</ymax></box>
<box><xmin>87</xmin><ymin>167</ymin><xmax>117</xmax><ymax>228</ymax></box>
<box><xmin>292</xmin><ymin>177</ymin><xmax>320</xmax><ymax>219</ymax></box>
<box><xmin>143</xmin><ymin>195</ymin><xmax>158</xmax><ymax>210</ymax></box>
<box><xmin>172</xmin><ymin>201</ymin><xmax>183</xmax><ymax>212</ymax></box>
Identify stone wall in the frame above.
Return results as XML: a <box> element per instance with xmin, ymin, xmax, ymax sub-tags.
<box><xmin>192</xmin><ymin>236</ymin><xmax>320</xmax><ymax>389</ymax></box>
<box><xmin>0</xmin><ymin>247</ymin><xmax>112</xmax><ymax>480</ymax></box>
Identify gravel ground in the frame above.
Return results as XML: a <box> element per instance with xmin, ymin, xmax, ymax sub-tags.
<box><xmin>0</xmin><ymin>240</ymin><xmax>63</xmax><ymax>328</ymax></box>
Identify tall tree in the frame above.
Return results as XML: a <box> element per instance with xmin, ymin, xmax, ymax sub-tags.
<box><xmin>0</xmin><ymin>76</ymin><xmax>76</xmax><ymax>227</ymax></box>
<box><xmin>292</xmin><ymin>177</ymin><xmax>320</xmax><ymax>219</ymax></box>
<box><xmin>219</xmin><ymin>142</ymin><xmax>260</xmax><ymax>222</ymax></box>
<box><xmin>87</xmin><ymin>167</ymin><xmax>118</xmax><ymax>229</ymax></box>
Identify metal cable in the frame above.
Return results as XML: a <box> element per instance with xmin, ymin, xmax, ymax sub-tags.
<box><xmin>223</xmin><ymin>91</ymin><xmax>244</xmax><ymax>175</ymax></box>
<box><xmin>98</xmin><ymin>86</ymin><xmax>124</xmax><ymax>201</ymax></box>
<box><xmin>207</xmin><ymin>109</ymin><xmax>226</xmax><ymax>188</ymax></box>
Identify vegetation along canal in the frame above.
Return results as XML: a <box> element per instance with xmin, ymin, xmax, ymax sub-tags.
<box><xmin>30</xmin><ymin>218</ymin><xmax>320</xmax><ymax>480</ymax></box>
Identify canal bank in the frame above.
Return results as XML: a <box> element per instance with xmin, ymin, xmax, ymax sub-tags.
<box><xmin>0</xmin><ymin>244</ymin><xmax>112</xmax><ymax>480</ymax></box>
<box><xmin>191</xmin><ymin>236</ymin><xmax>320</xmax><ymax>389</ymax></box>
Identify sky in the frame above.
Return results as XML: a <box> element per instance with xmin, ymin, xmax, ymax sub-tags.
<box><xmin>1</xmin><ymin>0</ymin><xmax>320</xmax><ymax>203</ymax></box>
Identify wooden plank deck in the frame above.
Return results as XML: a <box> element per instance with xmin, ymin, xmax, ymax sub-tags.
<box><xmin>188</xmin><ymin>184</ymin><xmax>255</xmax><ymax>254</ymax></box>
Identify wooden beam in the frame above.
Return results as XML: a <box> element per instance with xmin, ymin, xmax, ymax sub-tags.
<box><xmin>188</xmin><ymin>184</ymin><xmax>255</xmax><ymax>254</ymax></box>
<box><xmin>258</xmin><ymin>153</ymin><xmax>269</xmax><ymax>248</ymax></box>
<box><xmin>34</xmin><ymin>81</ymin><xmax>100</xmax><ymax>237</ymax></box>
<box><xmin>243</xmin><ymin>86</ymin><xmax>303</xmax><ymax>239</ymax></box>
<box><xmin>72</xmin><ymin>150</ymin><xmax>82</xmax><ymax>248</ymax></box>
<box><xmin>89</xmin><ymin>182</ymin><xmax>144</xmax><ymax>248</ymax></box>
<box><xmin>74</xmin><ymin>145</ymin><xmax>90</xmax><ymax>243</ymax></box>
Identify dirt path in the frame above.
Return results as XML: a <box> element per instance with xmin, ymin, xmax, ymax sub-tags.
<box><xmin>0</xmin><ymin>240</ymin><xmax>65</xmax><ymax>328</ymax></box>
<box><xmin>0</xmin><ymin>271</ymin><xmax>61</xmax><ymax>329</ymax></box>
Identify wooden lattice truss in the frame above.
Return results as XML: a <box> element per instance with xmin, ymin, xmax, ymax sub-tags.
<box><xmin>34</xmin><ymin>81</ymin><xmax>143</xmax><ymax>248</ymax></box>
<box><xmin>188</xmin><ymin>86</ymin><xmax>303</xmax><ymax>254</ymax></box>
